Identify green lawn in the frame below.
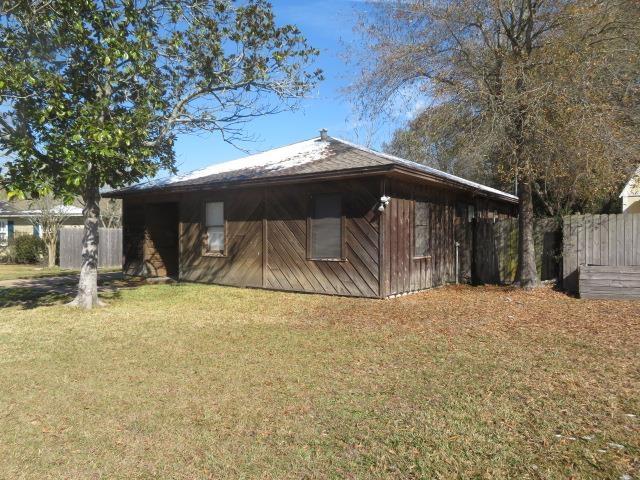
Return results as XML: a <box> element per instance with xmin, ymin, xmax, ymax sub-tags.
<box><xmin>0</xmin><ymin>264</ymin><xmax>79</xmax><ymax>281</ymax></box>
<box><xmin>0</xmin><ymin>283</ymin><xmax>638</xmax><ymax>479</ymax></box>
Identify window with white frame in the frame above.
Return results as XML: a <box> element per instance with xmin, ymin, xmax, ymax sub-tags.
<box><xmin>204</xmin><ymin>201</ymin><xmax>225</xmax><ymax>255</ymax></box>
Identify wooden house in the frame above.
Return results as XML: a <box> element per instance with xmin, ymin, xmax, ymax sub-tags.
<box><xmin>106</xmin><ymin>131</ymin><xmax>518</xmax><ymax>298</ymax></box>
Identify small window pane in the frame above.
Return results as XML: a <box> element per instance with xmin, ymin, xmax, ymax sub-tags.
<box><xmin>414</xmin><ymin>200</ymin><xmax>430</xmax><ymax>257</ymax></box>
<box><xmin>415</xmin><ymin>226</ymin><xmax>429</xmax><ymax>257</ymax></box>
<box><xmin>204</xmin><ymin>202</ymin><xmax>224</xmax><ymax>254</ymax></box>
<box><xmin>207</xmin><ymin>226</ymin><xmax>225</xmax><ymax>252</ymax></box>
<box><xmin>310</xmin><ymin>194</ymin><xmax>342</xmax><ymax>259</ymax></box>
<box><xmin>415</xmin><ymin>202</ymin><xmax>429</xmax><ymax>226</ymax></box>
<box><xmin>468</xmin><ymin>205</ymin><xmax>475</xmax><ymax>222</ymax></box>
<box><xmin>206</xmin><ymin>202</ymin><xmax>224</xmax><ymax>226</ymax></box>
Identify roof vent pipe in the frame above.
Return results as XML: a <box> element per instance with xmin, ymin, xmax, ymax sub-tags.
<box><xmin>320</xmin><ymin>128</ymin><xmax>328</xmax><ymax>141</ymax></box>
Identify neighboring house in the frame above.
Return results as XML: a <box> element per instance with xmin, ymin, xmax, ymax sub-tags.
<box><xmin>621</xmin><ymin>166</ymin><xmax>640</xmax><ymax>213</ymax></box>
<box><xmin>0</xmin><ymin>201</ymin><xmax>83</xmax><ymax>247</ymax></box>
<box><xmin>106</xmin><ymin>131</ymin><xmax>518</xmax><ymax>298</ymax></box>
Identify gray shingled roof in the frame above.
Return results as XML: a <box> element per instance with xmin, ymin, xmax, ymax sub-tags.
<box><xmin>111</xmin><ymin>136</ymin><xmax>518</xmax><ymax>203</ymax></box>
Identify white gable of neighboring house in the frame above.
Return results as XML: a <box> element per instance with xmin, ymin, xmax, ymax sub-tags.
<box><xmin>621</xmin><ymin>166</ymin><xmax>640</xmax><ymax>213</ymax></box>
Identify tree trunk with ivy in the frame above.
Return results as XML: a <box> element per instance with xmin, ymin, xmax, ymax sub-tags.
<box><xmin>517</xmin><ymin>177</ymin><xmax>538</xmax><ymax>288</ymax></box>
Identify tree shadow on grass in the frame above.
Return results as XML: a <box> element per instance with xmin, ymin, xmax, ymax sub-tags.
<box><xmin>0</xmin><ymin>286</ymin><xmax>124</xmax><ymax>310</ymax></box>
<box><xmin>0</xmin><ymin>274</ymin><xmax>140</xmax><ymax>310</ymax></box>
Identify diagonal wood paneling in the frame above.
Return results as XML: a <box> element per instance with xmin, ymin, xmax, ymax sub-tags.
<box><xmin>266</xmin><ymin>180</ymin><xmax>380</xmax><ymax>298</ymax></box>
<box><xmin>179</xmin><ymin>189</ymin><xmax>264</xmax><ymax>288</ymax></box>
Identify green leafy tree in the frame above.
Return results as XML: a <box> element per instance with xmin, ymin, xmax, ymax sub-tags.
<box><xmin>0</xmin><ymin>0</ymin><xmax>321</xmax><ymax>308</ymax></box>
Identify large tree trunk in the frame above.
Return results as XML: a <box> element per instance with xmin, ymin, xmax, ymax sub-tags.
<box><xmin>516</xmin><ymin>178</ymin><xmax>538</xmax><ymax>289</ymax></box>
<box><xmin>68</xmin><ymin>185</ymin><xmax>104</xmax><ymax>309</ymax></box>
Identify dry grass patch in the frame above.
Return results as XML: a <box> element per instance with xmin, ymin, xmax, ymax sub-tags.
<box><xmin>0</xmin><ymin>283</ymin><xmax>638</xmax><ymax>479</ymax></box>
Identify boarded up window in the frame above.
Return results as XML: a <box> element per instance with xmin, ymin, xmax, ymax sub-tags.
<box><xmin>205</xmin><ymin>201</ymin><xmax>225</xmax><ymax>254</ymax></box>
<box><xmin>414</xmin><ymin>200</ymin><xmax>430</xmax><ymax>257</ymax></box>
<box><xmin>309</xmin><ymin>194</ymin><xmax>342</xmax><ymax>260</ymax></box>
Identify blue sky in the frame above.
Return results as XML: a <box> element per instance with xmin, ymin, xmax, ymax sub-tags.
<box><xmin>172</xmin><ymin>0</ymin><xmax>400</xmax><ymax>174</ymax></box>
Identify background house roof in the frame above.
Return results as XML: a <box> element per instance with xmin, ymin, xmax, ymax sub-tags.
<box><xmin>111</xmin><ymin>136</ymin><xmax>518</xmax><ymax>203</ymax></box>
<box><xmin>0</xmin><ymin>201</ymin><xmax>83</xmax><ymax>218</ymax></box>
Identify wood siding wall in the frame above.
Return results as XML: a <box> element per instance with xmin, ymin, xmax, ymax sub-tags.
<box><xmin>177</xmin><ymin>178</ymin><xmax>381</xmax><ymax>298</ymax></box>
<box><xmin>181</xmin><ymin>188</ymin><xmax>264</xmax><ymax>288</ymax></box>
<box><xmin>121</xmin><ymin>176</ymin><xmax>516</xmax><ymax>298</ymax></box>
<box><xmin>382</xmin><ymin>179</ymin><xmax>516</xmax><ymax>296</ymax></box>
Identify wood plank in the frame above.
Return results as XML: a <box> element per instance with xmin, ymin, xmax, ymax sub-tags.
<box><xmin>390</xmin><ymin>195</ymin><xmax>399</xmax><ymax>294</ymax></box>
<box><xmin>635</xmin><ymin>214</ymin><xmax>640</xmax><ymax>266</ymax></box>
<box><xmin>601</xmin><ymin>214</ymin><xmax>609</xmax><ymax>267</ymax></box>
<box><xmin>262</xmin><ymin>189</ymin><xmax>268</xmax><ymax>288</ymax></box>
<box><xmin>608</xmin><ymin>214</ymin><xmax>617</xmax><ymax>266</ymax></box>
<box><xmin>592</xmin><ymin>214</ymin><xmax>601</xmax><ymax>266</ymax></box>
<box><xmin>378</xmin><ymin>178</ymin><xmax>387</xmax><ymax>297</ymax></box>
<box><xmin>617</xmin><ymin>214</ymin><xmax>625</xmax><ymax>267</ymax></box>
<box><xmin>625</xmin><ymin>214</ymin><xmax>633</xmax><ymax>266</ymax></box>
<box><xmin>585</xmin><ymin>214</ymin><xmax>592</xmax><ymax>266</ymax></box>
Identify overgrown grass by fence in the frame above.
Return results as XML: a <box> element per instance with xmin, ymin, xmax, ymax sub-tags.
<box><xmin>59</xmin><ymin>227</ymin><xmax>122</xmax><ymax>270</ymax></box>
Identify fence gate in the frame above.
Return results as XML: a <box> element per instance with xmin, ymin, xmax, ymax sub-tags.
<box><xmin>59</xmin><ymin>227</ymin><xmax>122</xmax><ymax>270</ymax></box>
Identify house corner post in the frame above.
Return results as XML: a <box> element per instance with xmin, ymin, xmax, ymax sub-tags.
<box><xmin>262</xmin><ymin>187</ymin><xmax>268</xmax><ymax>289</ymax></box>
<box><xmin>378</xmin><ymin>177</ymin><xmax>389</xmax><ymax>299</ymax></box>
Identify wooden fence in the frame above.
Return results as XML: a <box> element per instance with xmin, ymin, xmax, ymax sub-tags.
<box><xmin>473</xmin><ymin>217</ymin><xmax>561</xmax><ymax>284</ymax></box>
<box><xmin>59</xmin><ymin>227</ymin><xmax>122</xmax><ymax>269</ymax></box>
<box><xmin>563</xmin><ymin>214</ymin><xmax>640</xmax><ymax>293</ymax></box>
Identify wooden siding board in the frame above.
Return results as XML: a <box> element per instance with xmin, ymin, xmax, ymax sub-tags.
<box><xmin>617</xmin><ymin>214</ymin><xmax>624</xmax><ymax>266</ymax></box>
<box><xmin>593</xmin><ymin>215</ymin><xmax>601</xmax><ymax>266</ymax></box>
<box><xmin>580</xmin><ymin>265</ymin><xmax>640</xmax><ymax>299</ymax></box>
<box><xmin>609</xmin><ymin>214</ymin><xmax>617</xmax><ymax>266</ymax></box>
<box><xmin>635</xmin><ymin>214</ymin><xmax>640</xmax><ymax>265</ymax></box>
<box><xmin>601</xmin><ymin>215</ymin><xmax>609</xmax><ymax>267</ymax></box>
<box><xmin>625</xmin><ymin>213</ymin><xmax>633</xmax><ymax>266</ymax></box>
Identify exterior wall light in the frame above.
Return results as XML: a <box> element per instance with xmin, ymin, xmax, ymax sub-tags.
<box><xmin>378</xmin><ymin>195</ymin><xmax>391</xmax><ymax>212</ymax></box>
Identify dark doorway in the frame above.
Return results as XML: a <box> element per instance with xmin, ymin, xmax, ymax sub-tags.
<box><xmin>145</xmin><ymin>202</ymin><xmax>179</xmax><ymax>278</ymax></box>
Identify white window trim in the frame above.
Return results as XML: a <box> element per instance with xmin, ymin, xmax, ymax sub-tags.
<box><xmin>203</xmin><ymin>201</ymin><xmax>226</xmax><ymax>257</ymax></box>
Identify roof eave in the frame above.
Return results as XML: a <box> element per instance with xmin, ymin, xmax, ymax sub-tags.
<box><xmin>388</xmin><ymin>166</ymin><xmax>519</xmax><ymax>204</ymax></box>
<box><xmin>104</xmin><ymin>165</ymin><xmax>395</xmax><ymax>198</ymax></box>
<box><xmin>106</xmin><ymin>164</ymin><xmax>517</xmax><ymax>204</ymax></box>
<box><xmin>0</xmin><ymin>212</ymin><xmax>83</xmax><ymax>218</ymax></box>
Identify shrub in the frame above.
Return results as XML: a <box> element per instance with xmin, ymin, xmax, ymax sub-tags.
<box><xmin>11</xmin><ymin>235</ymin><xmax>46</xmax><ymax>264</ymax></box>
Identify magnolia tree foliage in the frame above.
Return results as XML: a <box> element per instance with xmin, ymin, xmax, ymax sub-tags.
<box><xmin>0</xmin><ymin>0</ymin><xmax>321</xmax><ymax>307</ymax></box>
